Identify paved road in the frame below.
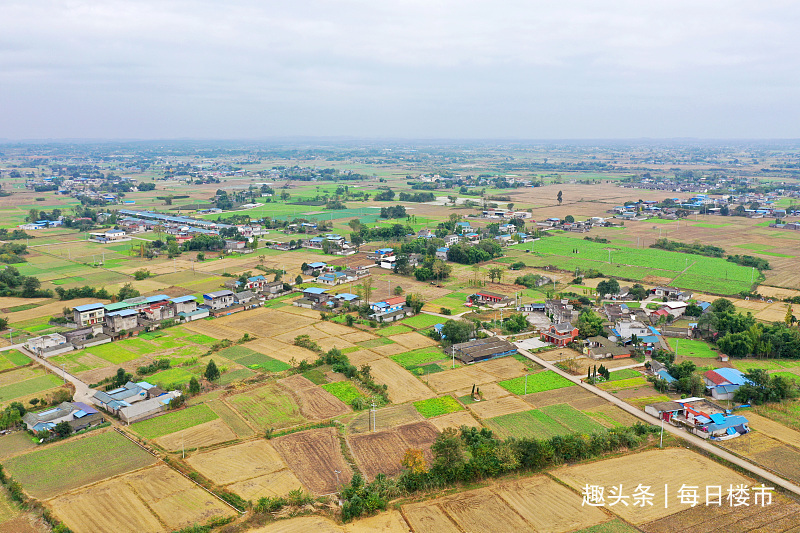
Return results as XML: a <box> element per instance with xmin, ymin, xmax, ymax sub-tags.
<box><xmin>516</xmin><ymin>347</ymin><xmax>800</xmax><ymax>498</ymax></box>
<box><xmin>17</xmin><ymin>346</ymin><xmax>96</xmax><ymax>404</ymax></box>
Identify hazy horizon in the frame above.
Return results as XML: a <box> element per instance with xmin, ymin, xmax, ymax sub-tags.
<box><xmin>2</xmin><ymin>1</ymin><xmax>798</xmax><ymax>140</ymax></box>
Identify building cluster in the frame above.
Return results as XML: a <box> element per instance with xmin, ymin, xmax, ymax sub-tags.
<box><xmin>21</xmin><ymin>401</ymin><xmax>104</xmax><ymax>434</ymax></box>
<box><xmin>91</xmin><ymin>381</ymin><xmax>181</xmax><ymax>424</ymax></box>
<box><xmin>645</xmin><ymin>396</ymin><xmax>750</xmax><ymax>440</ymax></box>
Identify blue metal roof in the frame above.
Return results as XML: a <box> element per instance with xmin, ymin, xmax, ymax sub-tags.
<box><xmin>74</xmin><ymin>302</ymin><xmax>105</xmax><ymax>312</ymax></box>
<box><xmin>656</xmin><ymin>370</ymin><xmax>676</xmax><ymax>383</ymax></box>
<box><xmin>336</xmin><ymin>293</ymin><xmax>359</xmax><ymax>301</ymax></box>
<box><xmin>107</xmin><ymin>309</ymin><xmax>137</xmax><ymax>317</ymax></box>
<box><xmin>714</xmin><ymin>368</ymin><xmax>748</xmax><ymax>385</ymax></box>
<box><xmin>704</xmin><ymin>415</ymin><xmax>749</xmax><ymax>433</ymax></box>
<box><xmin>308</xmin><ymin>262</ymin><xmax>327</xmax><ymax>268</ymax></box>
<box><xmin>170</xmin><ymin>295</ymin><xmax>197</xmax><ymax>303</ymax></box>
<box><xmin>437</xmin><ymin>247</ymin><xmax>449</xmax><ymax>252</ymax></box>
<box><xmin>303</xmin><ymin>287</ymin><xmax>329</xmax><ymax>295</ymax></box>
<box><xmin>145</xmin><ymin>294</ymin><xmax>170</xmax><ymax>303</ymax></box>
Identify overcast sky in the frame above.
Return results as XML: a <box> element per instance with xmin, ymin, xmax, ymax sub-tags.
<box><xmin>1</xmin><ymin>1</ymin><xmax>798</xmax><ymax>140</ymax></box>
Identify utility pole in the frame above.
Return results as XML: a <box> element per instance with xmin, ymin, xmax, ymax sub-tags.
<box><xmin>524</xmin><ymin>373</ymin><xmax>529</xmax><ymax>395</ymax></box>
<box><xmin>370</xmin><ymin>400</ymin><xmax>377</xmax><ymax>432</ymax></box>
<box><xmin>452</xmin><ymin>345</ymin><xmax>455</xmax><ymax>369</ymax></box>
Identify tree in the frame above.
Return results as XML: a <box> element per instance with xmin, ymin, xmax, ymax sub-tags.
<box><xmin>295</xmin><ymin>274</ymin><xmax>303</xmax><ymax>285</ymax></box>
<box><xmin>188</xmin><ymin>376</ymin><xmax>201</xmax><ymax>395</ymax></box>
<box><xmin>564</xmin><ymin>215</ymin><xmax>574</xmax><ymax>223</ymax></box>
<box><xmin>628</xmin><ymin>284</ymin><xmax>648</xmax><ymax>301</ymax></box>
<box><xmin>488</xmin><ymin>267</ymin><xmax>503</xmax><ymax>283</ymax></box>
<box><xmin>596</xmin><ymin>278</ymin><xmax>620</xmax><ymax>297</ymax></box>
<box><xmin>393</xmin><ymin>285</ymin><xmax>404</xmax><ymax>295</ymax></box>
<box><xmin>406</xmin><ymin>293</ymin><xmax>424</xmax><ymax>314</ymax></box>
<box><xmin>431</xmin><ymin>428</ymin><xmax>465</xmax><ymax>480</ymax></box>
<box><xmin>205</xmin><ymin>359</ymin><xmax>220</xmax><ymax>381</ymax></box>
<box><xmin>0</xmin><ymin>316</ymin><xmax>8</xmax><ymax>331</ymax></box>
<box><xmin>557</xmin><ymin>190</ymin><xmax>563</xmax><ymax>205</ymax></box>
<box><xmin>361</xmin><ymin>277</ymin><xmax>373</xmax><ymax>305</ymax></box>
<box><xmin>577</xmin><ymin>310</ymin><xmax>604</xmax><ymax>338</ymax></box>
<box><xmin>54</xmin><ymin>421</ymin><xmax>72</xmax><ymax>438</ymax></box>
<box><xmin>196</xmin><ymin>252</ymin><xmax>205</xmax><ymax>261</ymax></box>
<box><xmin>440</xmin><ymin>319</ymin><xmax>474</xmax><ymax>344</ymax></box>
<box><xmin>786</xmin><ymin>305</ymin><xmax>795</xmax><ymax>326</ymax></box>
<box><xmin>401</xmin><ymin>448</ymin><xmax>428</xmax><ymax>474</ymax></box>
<box><xmin>117</xmin><ymin>283</ymin><xmax>140</xmax><ymax>301</ymax></box>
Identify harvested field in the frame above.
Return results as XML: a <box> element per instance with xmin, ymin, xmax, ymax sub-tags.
<box><xmin>339</xmin><ymin>330</ymin><xmax>378</xmax><ymax>343</ymax></box>
<box><xmin>720</xmin><ymin>432</ymin><xmax>800</xmax><ymax>485</ymax></box>
<box><xmin>421</xmin><ymin>365</ymin><xmax>496</xmax><ymax>394</ymax></box>
<box><xmin>226</xmin><ymin>383</ymin><xmax>305</xmax><ymax>431</ymax></box>
<box><xmin>272</xmin><ymin>427</ymin><xmax>352</xmax><ymax>495</ymax></box>
<box><xmin>585</xmin><ymin>404</ymin><xmax>641</xmax><ymax>428</ymax></box>
<box><xmin>50</xmin><ymin>464</ymin><xmax>235</xmax><ymax>533</ymax></box>
<box><xmin>155</xmin><ymin>419</ymin><xmax>237</xmax><ymax>451</ymax></box>
<box><xmin>227</xmin><ymin>469</ymin><xmax>305</xmax><ymax>501</ymax></box>
<box><xmin>248</xmin><ymin>515</ymin><xmax>344</xmax><ymax>533</ymax></box>
<box><xmin>3</xmin><ymin>431</ymin><xmax>157</xmax><ymax>500</ymax></box>
<box><xmin>344</xmin><ymin>509</ymin><xmax>410</xmax><ymax>533</ymax></box>
<box><xmin>388</xmin><ymin>331</ymin><xmax>438</xmax><ymax>350</ymax></box>
<box><xmin>553</xmin><ymin>448</ymin><xmax>754</xmax><ymax>524</ymax></box>
<box><xmin>428</xmin><ymin>410</ymin><xmax>482</xmax><ymax>431</ymax></box>
<box><xmin>439</xmin><ymin>487</ymin><xmax>531</xmax><ymax>532</ymax></box>
<box><xmin>314</xmin><ymin>321</ymin><xmax>356</xmax><ymax>337</ymax></box>
<box><xmin>346</xmin><ymin>349</ymin><xmax>382</xmax><ymax>366</ymax></box>
<box><xmin>494</xmin><ymin>475</ymin><xmax>609</xmax><ymax>532</ymax></box>
<box><xmin>640</xmin><ymin>492</ymin><xmax>800</xmax><ymax>533</ymax></box>
<box><xmin>316</xmin><ymin>336</ymin><xmax>357</xmax><ymax>352</ymax></box>
<box><xmin>743</xmin><ymin>411</ymin><xmax>800</xmax><ymax>449</ymax></box>
<box><xmin>182</xmin><ymin>321</ymin><xmax>245</xmax><ymax>340</ymax></box>
<box><xmin>454</xmin><ymin>382</ymin><xmax>510</xmax><ymax>401</ymax></box>
<box><xmin>402</xmin><ymin>503</ymin><xmax>461</xmax><ymax>533</ymax></box>
<box><xmin>523</xmin><ymin>383</ymin><xmax>595</xmax><ymax>408</ymax></box>
<box><xmin>348</xmin><ymin>403</ymin><xmax>423</xmax><ymax>434</ymax></box>
<box><xmin>186</xmin><ymin>440</ymin><xmax>287</xmax><ymax>486</ymax></box>
<box><xmin>278</xmin><ymin>376</ymin><xmax>350</xmax><ymax>419</ymax></box>
<box><xmin>369</xmin><ymin>342</ymin><xmax>409</xmax><ymax>357</ymax></box>
<box><xmin>468</xmin><ymin>395</ymin><xmax>531</xmax><ymax>419</ymax></box>
<box><xmin>367</xmin><ymin>358</ymin><xmax>434</xmax><ymax>403</ymax></box>
<box><xmin>348</xmin><ymin>421</ymin><xmax>438</xmax><ymax>480</ymax></box>
<box><xmin>476</xmin><ymin>356</ymin><xmax>528</xmax><ymax>380</ymax></box>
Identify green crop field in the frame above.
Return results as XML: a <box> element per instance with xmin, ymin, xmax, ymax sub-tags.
<box><xmin>217</xmin><ymin>368</ymin><xmax>256</xmax><ymax>385</ymax></box>
<box><xmin>147</xmin><ymin>368</ymin><xmax>195</xmax><ymax>388</ymax></box>
<box><xmin>237</xmin><ymin>353</ymin><xmax>291</xmax><ymax>372</ymax></box>
<box><xmin>507</xmin><ymin>235</ymin><xmax>755</xmax><ymax>295</ymax></box>
<box><xmin>668</xmin><ymin>338</ymin><xmax>718</xmax><ymax>358</ymax></box>
<box><xmin>770</xmin><ymin>371</ymin><xmax>800</xmax><ymax>382</ymax></box>
<box><xmin>426</xmin><ymin>292</ymin><xmax>469</xmax><ymax>313</ymax></box>
<box><xmin>375</xmin><ymin>324</ymin><xmax>414</xmax><ymax>337</ymax></box>
<box><xmin>357</xmin><ymin>338</ymin><xmax>394</xmax><ymax>349</ymax></box>
<box><xmin>390</xmin><ymin>347</ymin><xmax>446</xmax><ymax>369</ymax></box>
<box><xmin>218</xmin><ymin>345</ymin><xmax>259</xmax><ymax>359</ymax></box>
<box><xmin>607</xmin><ymin>369</ymin><xmax>641</xmax><ymax>381</ymax></box>
<box><xmin>691</xmin><ymin>223</ymin><xmax>732</xmax><ymax>229</ymax></box>
<box><xmin>498</xmin><ymin>370</ymin><xmax>574</xmax><ymax>395</ymax></box>
<box><xmin>413</xmin><ymin>396</ymin><xmax>463</xmax><ymax>418</ymax></box>
<box><xmin>321</xmin><ymin>381</ymin><xmax>363</xmax><ymax>405</ymax></box>
<box><xmin>732</xmin><ymin>359</ymin><xmax>800</xmax><ymax>372</ymax></box>
<box><xmin>185</xmin><ymin>333</ymin><xmax>218</xmax><ymax>345</ymax></box>
<box><xmin>0</xmin><ymin>374</ymin><xmax>63</xmax><ymax>403</ymax></box>
<box><xmin>131</xmin><ymin>404</ymin><xmax>218</xmax><ymax>439</ymax></box>
<box><xmin>486</xmin><ymin>403</ymin><xmax>604</xmax><ymax>439</ymax></box>
<box><xmin>598</xmin><ymin>377</ymin><xmax>649</xmax><ymax>390</ymax></box>
<box><xmin>573</xmin><ymin>519</ymin><xmax>640</xmax><ymax>533</ymax></box>
<box><xmin>87</xmin><ymin>343</ymin><xmax>141</xmax><ymax>364</ymax></box>
<box><xmin>2</xmin><ymin>431</ymin><xmax>157</xmax><ymax>499</ymax></box>
<box><xmin>0</xmin><ymin>349</ymin><xmax>29</xmax><ymax>369</ymax></box>
<box><xmin>302</xmin><ymin>369</ymin><xmax>328</xmax><ymax>385</ymax></box>
<box><xmin>227</xmin><ymin>383</ymin><xmax>305</xmax><ymax>430</ymax></box>
<box><xmin>400</xmin><ymin>314</ymin><xmax>445</xmax><ymax>330</ymax></box>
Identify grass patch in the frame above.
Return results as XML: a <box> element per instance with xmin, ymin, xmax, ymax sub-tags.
<box><xmin>409</xmin><ymin>363</ymin><xmax>445</xmax><ymax>376</ymax></box>
<box><xmin>390</xmin><ymin>347</ymin><xmax>446</xmax><ymax>369</ymax></box>
<box><xmin>237</xmin><ymin>352</ymin><xmax>291</xmax><ymax>372</ymax></box>
<box><xmin>217</xmin><ymin>368</ymin><xmax>256</xmax><ymax>385</ymax></box>
<box><xmin>131</xmin><ymin>404</ymin><xmax>218</xmax><ymax>439</ymax></box>
<box><xmin>413</xmin><ymin>396</ymin><xmax>464</xmax><ymax>418</ymax></box>
<box><xmin>691</xmin><ymin>223</ymin><xmax>732</xmax><ymax>229</ymax></box>
<box><xmin>227</xmin><ymin>382</ymin><xmax>305</xmax><ymax>430</ymax></box>
<box><xmin>6</xmin><ymin>303</ymin><xmax>39</xmax><ymax>313</ymax></box>
<box><xmin>598</xmin><ymin>377</ymin><xmax>649</xmax><ymax>390</ymax></box>
<box><xmin>668</xmin><ymin>338</ymin><xmax>718</xmax><ymax>358</ymax></box>
<box><xmin>357</xmin><ymin>338</ymin><xmax>395</xmax><ymax>348</ymax></box>
<box><xmin>400</xmin><ymin>314</ymin><xmax>446</xmax><ymax>329</ymax></box>
<box><xmin>770</xmin><ymin>371</ymin><xmax>800</xmax><ymax>382</ymax></box>
<box><xmin>498</xmin><ymin>370</ymin><xmax>574</xmax><ymax>395</ymax></box>
<box><xmin>626</xmin><ymin>395</ymin><xmax>671</xmax><ymax>410</ymax></box>
<box><xmin>87</xmin><ymin>343</ymin><xmax>141</xmax><ymax>364</ymax></box>
<box><xmin>732</xmin><ymin>359</ymin><xmax>800</xmax><ymax>372</ymax></box>
<box><xmin>375</xmin><ymin>324</ymin><xmax>414</xmax><ymax>337</ymax></box>
<box><xmin>0</xmin><ymin>374</ymin><xmax>63</xmax><ymax>403</ymax></box>
<box><xmin>302</xmin><ymin>369</ymin><xmax>329</xmax><ymax>385</ymax></box>
<box><xmin>607</xmin><ymin>369</ymin><xmax>640</xmax><ymax>381</ymax></box>
<box><xmin>147</xmin><ymin>368</ymin><xmax>195</xmax><ymax>388</ymax></box>
<box><xmin>486</xmin><ymin>404</ymin><xmax>604</xmax><ymax>439</ymax></box>
<box><xmin>1</xmin><ymin>349</ymin><xmax>30</xmax><ymax>367</ymax></box>
<box><xmin>2</xmin><ymin>431</ymin><xmax>156</xmax><ymax>499</ymax></box>
<box><xmin>185</xmin><ymin>333</ymin><xmax>218</xmax><ymax>345</ymax></box>
<box><xmin>573</xmin><ymin>519</ymin><xmax>640</xmax><ymax>533</ymax></box>
<box><xmin>218</xmin><ymin>345</ymin><xmax>259</xmax><ymax>360</ymax></box>
<box><xmin>321</xmin><ymin>381</ymin><xmax>363</xmax><ymax>404</ymax></box>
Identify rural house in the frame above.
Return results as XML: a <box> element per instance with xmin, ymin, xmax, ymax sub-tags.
<box><xmin>203</xmin><ymin>290</ymin><xmax>235</xmax><ymax>310</ymax></box>
<box><xmin>541</xmin><ymin>323</ymin><xmax>579</xmax><ymax>346</ymax></box>
<box><xmin>73</xmin><ymin>302</ymin><xmax>105</xmax><ymax>327</ymax></box>
<box><xmin>703</xmin><ymin>368</ymin><xmax>750</xmax><ymax>400</ymax></box>
<box><xmin>452</xmin><ymin>337</ymin><xmax>517</xmax><ymax>364</ymax></box>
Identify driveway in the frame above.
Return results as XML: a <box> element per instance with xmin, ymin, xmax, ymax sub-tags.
<box><xmin>17</xmin><ymin>346</ymin><xmax>96</xmax><ymax>404</ymax></box>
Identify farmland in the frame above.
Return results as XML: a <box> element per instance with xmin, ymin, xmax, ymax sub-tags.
<box><xmin>321</xmin><ymin>381</ymin><xmax>363</xmax><ymax>405</ymax></box>
<box><xmin>485</xmin><ymin>403</ymin><xmax>605</xmax><ymax>439</ymax></box>
<box><xmin>0</xmin><ymin>373</ymin><xmax>63</xmax><ymax>404</ymax></box>
<box><xmin>413</xmin><ymin>396</ymin><xmax>464</xmax><ymax>418</ymax></box>
<box><xmin>226</xmin><ymin>383</ymin><xmax>306</xmax><ymax>430</ymax></box>
<box><xmin>498</xmin><ymin>370</ymin><xmax>574</xmax><ymax>395</ymax></box>
<box><xmin>271</xmin><ymin>427</ymin><xmax>353</xmax><ymax>495</ymax></box>
<box><xmin>668</xmin><ymin>338</ymin><xmax>718</xmax><ymax>358</ymax></box>
<box><xmin>2</xmin><ymin>431</ymin><xmax>157</xmax><ymax>499</ymax></box>
<box><xmin>348</xmin><ymin>421</ymin><xmax>439</xmax><ymax>480</ymax></box>
<box><xmin>131</xmin><ymin>404</ymin><xmax>219</xmax><ymax>439</ymax></box>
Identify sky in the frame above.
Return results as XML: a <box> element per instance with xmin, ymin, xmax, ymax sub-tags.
<box><xmin>1</xmin><ymin>0</ymin><xmax>799</xmax><ymax>140</ymax></box>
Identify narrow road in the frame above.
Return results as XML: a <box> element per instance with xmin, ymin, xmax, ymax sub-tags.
<box><xmin>17</xmin><ymin>346</ymin><xmax>96</xmax><ymax>404</ymax></box>
<box><xmin>516</xmin><ymin>347</ymin><xmax>800</xmax><ymax>498</ymax></box>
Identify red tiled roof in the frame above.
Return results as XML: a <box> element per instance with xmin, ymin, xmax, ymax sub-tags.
<box><xmin>704</xmin><ymin>370</ymin><xmax>729</xmax><ymax>386</ymax></box>
<box><xmin>383</xmin><ymin>296</ymin><xmax>406</xmax><ymax>306</ymax></box>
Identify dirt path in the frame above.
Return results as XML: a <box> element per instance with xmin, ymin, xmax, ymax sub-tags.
<box><xmin>516</xmin><ymin>346</ymin><xmax>800</xmax><ymax>498</ymax></box>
